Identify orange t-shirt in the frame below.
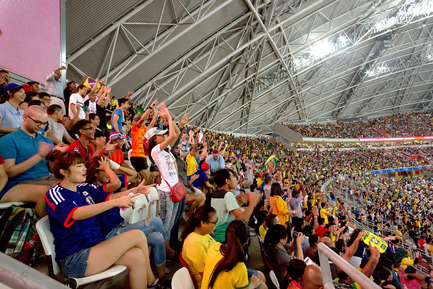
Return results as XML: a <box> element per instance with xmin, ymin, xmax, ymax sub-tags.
<box><xmin>110</xmin><ymin>149</ymin><xmax>125</xmax><ymax>165</ymax></box>
<box><xmin>130</xmin><ymin>124</ymin><xmax>146</xmax><ymax>158</ymax></box>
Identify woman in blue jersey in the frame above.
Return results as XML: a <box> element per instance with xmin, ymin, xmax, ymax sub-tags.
<box><xmin>85</xmin><ymin>155</ymin><xmax>174</xmax><ymax>284</ymax></box>
<box><xmin>45</xmin><ymin>151</ymin><xmax>163</xmax><ymax>289</ymax></box>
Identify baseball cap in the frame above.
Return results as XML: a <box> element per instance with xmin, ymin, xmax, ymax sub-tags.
<box><xmin>21</xmin><ymin>84</ymin><xmax>31</xmax><ymax>92</ymax></box>
<box><xmin>109</xmin><ymin>132</ymin><xmax>126</xmax><ymax>141</ymax></box>
<box><xmin>2</xmin><ymin>83</ymin><xmax>22</xmax><ymax>94</ymax></box>
<box><xmin>200</xmin><ymin>163</ymin><xmax>210</xmax><ymax>170</ymax></box>
<box><xmin>144</xmin><ymin>127</ymin><xmax>167</xmax><ymax>140</ymax></box>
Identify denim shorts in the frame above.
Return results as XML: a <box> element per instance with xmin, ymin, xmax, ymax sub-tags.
<box><xmin>247</xmin><ymin>269</ymin><xmax>259</xmax><ymax>289</ymax></box>
<box><xmin>60</xmin><ymin>247</ymin><xmax>92</xmax><ymax>278</ymax></box>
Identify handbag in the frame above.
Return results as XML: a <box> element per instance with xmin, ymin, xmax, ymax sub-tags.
<box><xmin>160</xmin><ymin>175</ymin><xmax>188</xmax><ymax>202</ymax></box>
<box><xmin>159</xmin><ymin>157</ymin><xmax>188</xmax><ymax>202</ymax></box>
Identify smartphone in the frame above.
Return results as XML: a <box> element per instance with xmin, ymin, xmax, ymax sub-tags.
<box><xmin>304</xmin><ymin>257</ymin><xmax>315</xmax><ymax>266</ymax></box>
<box><xmin>81</xmin><ymin>105</ymin><xmax>88</xmax><ymax>112</ymax></box>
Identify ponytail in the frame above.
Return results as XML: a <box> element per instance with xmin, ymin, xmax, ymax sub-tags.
<box><xmin>181</xmin><ymin>205</ymin><xmax>216</xmax><ymax>242</ymax></box>
<box><xmin>208</xmin><ymin>220</ymin><xmax>248</xmax><ymax>289</ymax></box>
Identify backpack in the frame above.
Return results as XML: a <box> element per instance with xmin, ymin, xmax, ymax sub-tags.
<box><xmin>0</xmin><ymin>205</ymin><xmax>42</xmax><ymax>265</ymax></box>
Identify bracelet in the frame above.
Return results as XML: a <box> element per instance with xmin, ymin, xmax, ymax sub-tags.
<box><xmin>147</xmin><ymin>106</ymin><xmax>152</xmax><ymax>110</ymax></box>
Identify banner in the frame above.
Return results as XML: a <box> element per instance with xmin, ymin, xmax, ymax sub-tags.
<box><xmin>362</xmin><ymin>232</ymin><xmax>388</xmax><ymax>253</ymax></box>
<box><xmin>81</xmin><ymin>76</ymin><xmax>101</xmax><ymax>92</ymax></box>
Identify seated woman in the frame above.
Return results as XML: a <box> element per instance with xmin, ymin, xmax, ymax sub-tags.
<box><xmin>85</xmin><ymin>155</ymin><xmax>174</xmax><ymax>284</ymax></box>
<box><xmin>263</xmin><ymin>224</ymin><xmax>291</xmax><ymax>284</ymax></box>
<box><xmin>181</xmin><ymin>205</ymin><xmax>217</xmax><ymax>288</ymax></box>
<box><xmin>201</xmin><ymin>219</ymin><xmax>268</xmax><ymax>289</ymax></box>
<box><xmin>281</xmin><ymin>259</ymin><xmax>307</xmax><ymax>289</ymax></box>
<box><xmin>45</xmin><ymin>151</ymin><xmax>162</xmax><ymax>289</ymax></box>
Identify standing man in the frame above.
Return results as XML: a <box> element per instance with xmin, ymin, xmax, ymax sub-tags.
<box><xmin>68</xmin><ymin>85</ymin><xmax>88</xmax><ymax>121</ymax></box>
<box><xmin>45</xmin><ymin>66</ymin><xmax>66</xmax><ymax>114</ymax></box>
<box><xmin>27</xmin><ymin>81</ymin><xmax>41</xmax><ymax>93</ymax></box>
<box><xmin>206</xmin><ymin>149</ymin><xmax>225</xmax><ymax>175</ymax></box>
<box><xmin>63</xmin><ymin>81</ymin><xmax>76</xmax><ymax>108</ymax></box>
<box><xmin>110</xmin><ymin>97</ymin><xmax>129</xmax><ymax>134</ymax></box>
<box><xmin>130</xmin><ymin>100</ymin><xmax>158</xmax><ymax>184</ymax></box>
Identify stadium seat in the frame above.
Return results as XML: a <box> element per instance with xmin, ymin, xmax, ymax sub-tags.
<box><xmin>269</xmin><ymin>270</ymin><xmax>280</xmax><ymax>289</ymax></box>
<box><xmin>171</xmin><ymin>267</ymin><xmax>195</xmax><ymax>289</ymax></box>
<box><xmin>125</xmin><ymin>149</ymin><xmax>133</xmax><ymax>168</ymax></box>
<box><xmin>36</xmin><ymin>216</ymin><xmax>127</xmax><ymax>288</ymax></box>
<box><xmin>0</xmin><ymin>202</ymin><xmax>25</xmax><ymax>209</ymax></box>
<box><xmin>146</xmin><ymin>187</ymin><xmax>159</xmax><ymax>218</ymax></box>
<box><xmin>119</xmin><ymin>194</ymin><xmax>148</xmax><ymax>224</ymax></box>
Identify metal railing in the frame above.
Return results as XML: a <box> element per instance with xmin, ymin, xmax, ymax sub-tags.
<box><xmin>318</xmin><ymin>243</ymin><xmax>381</xmax><ymax>289</ymax></box>
<box><xmin>0</xmin><ymin>253</ymin><xmax>68</xmax><ymax>289</ymax></box>
<box><xmin>330</xmin><ymin>177</ymin><xmax>431</xmax><ymax>275</ymax></box>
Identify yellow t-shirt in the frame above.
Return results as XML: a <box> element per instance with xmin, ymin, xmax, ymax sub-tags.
<box><xmin>202</xmin><ymin>243</ymin><xmax>249</xmax><ymax>289</ymax></box>
<box><xmin>182</xmin><ymin>232</ymin><xmax>216</xmax><ymax>289</ymax></box>
<box><xmin>270</xmin><ymin>196</ymin><xmax>289</xmax><ymax>225</ymax></box>
<box><xmin>320</xmin><ymin>207</ymin><xmax>330</xmax><ymax>224</ymax></box>
<box><xmin>186</xmin><ymin>153</ymin><xmax>198</xmax><ymax>177</ymax></box>
<box><xmin>259</xmin><ymin>224</ymin><xmax>267</xmax><ymax>241</ymax></box>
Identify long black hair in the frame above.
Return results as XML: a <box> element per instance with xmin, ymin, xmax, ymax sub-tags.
<box><xmin>181</xmin><ymin>205</ymin><xmax>216</xmax><ymax>241</ymax></box>
<box><xmin>264</xmin><ymin>224</ymin><xmax>288</xmax><ymax>251</ymax></box>
<box><xmin>208</xmin><ymin>220</ymin><xmax>249</xmax><ymax>289</ymax></box>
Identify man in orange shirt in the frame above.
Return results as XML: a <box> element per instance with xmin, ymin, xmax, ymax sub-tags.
<box><xmin>130</xmin><ymin>100</ymin><xmax>158</xmax><ymax>185</ymax></box>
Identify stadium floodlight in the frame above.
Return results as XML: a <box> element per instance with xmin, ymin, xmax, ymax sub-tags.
<box><xmin>310</xmin><ymin>40</ymin><xmax>336</xmax><ymax>59</ymax></box>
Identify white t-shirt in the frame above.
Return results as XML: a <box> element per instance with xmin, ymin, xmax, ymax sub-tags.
<box><xmin>48</xmin><ymin>117</ymin><xmax>67</xmax><ymax>142</ymax></box>
<box><xmin>69</xmin><ymin>93</ymin><xmax>86</xmax><ymax>120</ymax></box>
<box><xmin>151</xmin><ymin>144</ymin><xmax>178</xmax><ymax>191</ymax></box>
<box><xmin>87</xmin><ymin>100</ymin><xmax>97</xmax><ymax>113</ymax></box>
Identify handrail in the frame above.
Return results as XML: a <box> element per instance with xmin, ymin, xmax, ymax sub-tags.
<box><xmin>0</xmin><ymin>253</ymin><xmax>68</xmax><ymax>289</ymax></box>
<box><xmin>318</xmin><ymin>243</ymin><xmax>381</xmax><ymax>289</ymax></box>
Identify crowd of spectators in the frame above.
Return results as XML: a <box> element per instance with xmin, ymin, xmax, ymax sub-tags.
<box><xmin>286</xmin><ymin>112</ymin><xmax>433</xmax><ymax>138</ymax></box>
<box><xmin>1</xmin><ymin>66</ymin><xmax>433</xmax><ymax>289</ymax></box>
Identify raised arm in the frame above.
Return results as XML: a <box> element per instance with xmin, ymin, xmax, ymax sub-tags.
<box><xmin>138</xmin><ymin>99</ymin><xmax>158</xmax><ymax>128</ymax></box>
<box><xmin>98</xmin><ymin>157</ymin><xmax>122</xmax><ymax>192</ymax></box>
<box><xmin>231</xmin><ymin>190</ymin><xmax>260</xmax><ymax>223</ymax></box>
<box><xmin>146</xmin><ymin>107</ymin><xmax>158</xmax><ymax>130</ymax></box>
<box><xmin>158</xmin><ymin>103</ymin><xmax>178</xmax><ymax>151</ymax></box>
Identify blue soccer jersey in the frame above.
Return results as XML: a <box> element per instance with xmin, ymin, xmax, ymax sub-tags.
<box><xmin>99</xmin><ymin>174</ymin><xmax>128</xmax><ymax>236</ymax></box>
<box><xmin>45</xmin><ymin>183</ymin><xmax>113</xmax><ymax>260</ymax></box>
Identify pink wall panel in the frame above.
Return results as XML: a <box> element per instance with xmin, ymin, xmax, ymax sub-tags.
<box><xmin>0</xmin><ymin>0</ymin><xmax>60</xmax><ymax>83</ymax></box>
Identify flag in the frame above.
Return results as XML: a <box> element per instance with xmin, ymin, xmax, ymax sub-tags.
<box><xmin>81</xmin><ymin>76</ymin><xmax>101</xmax><ymax>92</ymax></box>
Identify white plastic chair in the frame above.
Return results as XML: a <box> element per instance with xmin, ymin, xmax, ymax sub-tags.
<box><xmin>36</xmin><ymin>216</ymin><xmax>127</xmax><ymax>288</ymax></box>
<box><xmin>269</xmin><ymin>270</ymin><xmax>280</xmax><ymax>289</ymax></box>
<box><xmin>171</xmin><ymin>267</ymin><xmax>195</xmax><ymax>289</ymax></box>
<box><xmin>120</xmin><ymin>194</ymin><xmax>148</xmax><ymax>224</ymax></box>
<box><xmin>125</xmin><ymin>149</ymin><xmax>133</xmax><ymax>168</ymax></box>
<box><xmin>146</xmin><ymin>187</ymin><xmax>159</xmax><ymax>218</ymax></box>
<box><xmin>0</xmin><ymin>202</ymin><xmax>25</xmax><ymax>209</ymax></box>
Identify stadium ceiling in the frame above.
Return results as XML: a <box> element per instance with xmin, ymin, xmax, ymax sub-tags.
<box><xmin>66</xmin><ymin>0</ymin><xmax>433</xmax><ymax>134</ymax></box>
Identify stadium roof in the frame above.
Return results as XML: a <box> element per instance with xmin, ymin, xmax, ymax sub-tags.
<box><xmin>66</xmin><ymin>0</ymin><xmax>433</xmax><ymax>134</ymax></box>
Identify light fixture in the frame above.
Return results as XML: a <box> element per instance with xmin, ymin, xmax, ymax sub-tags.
<box><xmin>310</xmin><ymin>40</ymin><xmax>336</xmax><ymax>59</ymax></box>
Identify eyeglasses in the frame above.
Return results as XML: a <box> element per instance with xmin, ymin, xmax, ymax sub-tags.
<box><xmin>27</xmin><ymin>115</ymin><xmax>48</xmax><ymax>127</ymax></box>
<box><xmin>207</xmin><ymin>218</ymin><xmax>218</xmax><ymax>225</ymax></box>
<box><xmin>82</xmin><ymin>127</ymin><xmax>95</xmax><ymax>131</ymax></box>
